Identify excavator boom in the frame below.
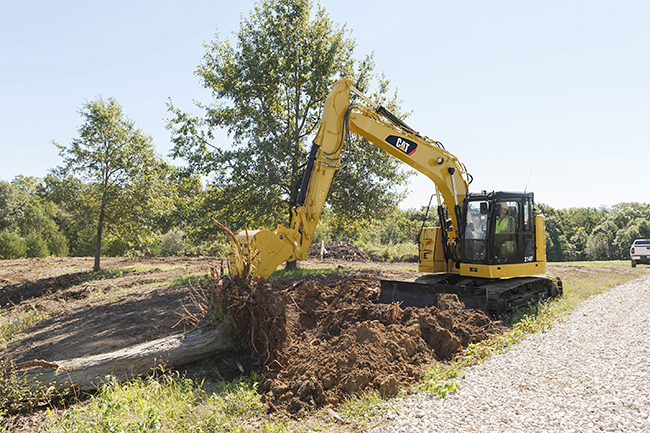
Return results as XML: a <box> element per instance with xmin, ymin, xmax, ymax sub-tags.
<box><xmin>229</xmin><ymin>78</ymin><xmax>469</xmax><ymax>278</ymax></box>
<box><xmin>227</xmin><ymin>77</ymin><xmax>561</xmax><ymax>315</ymax></box>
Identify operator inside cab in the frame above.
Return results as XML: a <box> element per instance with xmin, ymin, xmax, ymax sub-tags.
<box><xmin>495</xmin><ymin>203</ymin><xmax>514</xmax><ymax>233</ymax></box>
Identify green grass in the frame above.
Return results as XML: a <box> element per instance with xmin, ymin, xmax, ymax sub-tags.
<box><xmin>86</xmin><ymin>267</ymin><xmax>137</xmax><ymax>280</ymax></box>
<box><xmin>160</xmin><ymin>273</ymin><xmax>211</xmax><ymax>287</ymax></box>
<box><xmin>357</xmin><ymin>241</ymin><xmax>418</xmax><ymax>262</ymax></box>
<box><xmin>337</xmin><ymin>390</ymin><xmax>392</xmax><ymax>425</ymax></box>
<box><xmin>269</xmin><ymin>266</ymin><xmax>345</xmax><ymax>280</ymax></box>
<box><xmin>44</xmin><ymin>369</ymin><xmax>283</xmax><ymax>433</ymax></box>
<box><xmin>84</xmin><ymin>263</ymin><xmax>186</xmax><ymax>282</ymax></box>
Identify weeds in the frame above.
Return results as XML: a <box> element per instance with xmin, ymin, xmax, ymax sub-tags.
<box><xmin>46</xmin><ymin>368</ymin><xmax>268</xmax><ymax>432</ymax></box>
<box><xmin>0</xmin><ymin>359</ymin><xmax>51</xmax><ymax>415</ymax></box>
<box><xmin>88</xmin><ymin>267</ymin><xmax>135</xmax><ymax>280</ymax></box>
<box><xmin>337</xmin><ymin>390</ymin><xmax>391</xmax><ymax>425</ymax></box>
<box><xmin>357</xmin><ymin>241</ymin><xmax>418</xmax><ymax>262</ymax></box>
<box><xmin>163</xmin><ymin>273</ymin><xmax>210</xmax><ymax>287</ymax></box>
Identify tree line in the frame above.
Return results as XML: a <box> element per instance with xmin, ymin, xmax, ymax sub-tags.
<box><xmin>1</xmin><ymin>171</ymin><xmax>646</xmax><ymax>263</ymax></box>
<box><xmin>539</xmin><ymin>203</ymin><xmax>650</xmax><ymax>262</ymax></box>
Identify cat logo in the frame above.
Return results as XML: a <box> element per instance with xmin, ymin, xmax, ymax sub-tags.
<box><xmin>386</xmin><ymin>135</ymin><xmax>417</xmax><ymax>156</ymax></box>
<box><xmin>469</xmin><ymin>267</ymin><xmax>478</xmax><ymax>273</ymax></box>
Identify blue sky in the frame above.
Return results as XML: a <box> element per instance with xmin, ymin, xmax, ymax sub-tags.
<box><xmin>1</xmin><ymin>0</ymin><xmax>648</xmax><ymax>210</ymax></box>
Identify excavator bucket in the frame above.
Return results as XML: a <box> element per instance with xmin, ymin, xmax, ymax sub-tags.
<box><xmin>227</xmin><ymin>229</ymin><xmax>295</xmax><ymax>279</ymax></box>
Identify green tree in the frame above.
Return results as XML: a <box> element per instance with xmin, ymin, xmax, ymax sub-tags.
<box><xmin>98</xmin><ymin>158</ymin><xmax>178</xmax><ymax>257</ymax></box>
<box><xmin>0</xmin><ymin>177</ymin><xmax>70</xmax><ymax>258</ymax></box>
<box><xmin>25</xmin><ymin>232</ymin><xmax>49</xmax><ymax>258</ymax></box>
<box><xmin>54</xmin><ymin>97</ymin><xmax>158</xmax><ymax>270</ymax></box>
<box><xmin>538</xmin><ymin>203</ymin><xmax>565</xmax><ymax>261</ymax></box>
<box><xmin>569</xmin><ymin>227</ymin><xmax>589</xmax><ymax>261</ymax></box>
<box><xmin>42</xmin><ymin>174</ymin><xmax>96</xmax><ymax>256</ymax></box>
<box><xmin>0</xmin><ymin>230</ymin><xmax>26</xmax><ymax>259</ymax></box>
<box><xmin>12</xmin><ymin>176</ymin><xmax>70</xmax><ymax>257</ymax></box>
<box><xmin>586</xmin><ymin>231</ymin><xmax>610</xmax><ymax>260</ymax></box>
<box><xmin>167</xmin><ymin>0</ymin><xmax>409</xmax><ymax>263</ymax></box>
<box><xmin>0</xmin><ymin>181</ymin><xmax>29</xmax><ymax>232</ymax></box>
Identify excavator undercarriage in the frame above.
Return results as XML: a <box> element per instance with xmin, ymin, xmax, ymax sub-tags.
<box><xmin>379</xmin><ymin>274</ymin><xmax>562</xmax><ymax>316</ymax></box>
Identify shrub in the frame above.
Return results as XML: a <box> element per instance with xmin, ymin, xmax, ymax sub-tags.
<box><xmin>160</xmin><ymin>229</ymin><xmax>186</xmax><ymax>256</ymax></box>
<box><xmin>25</xmin><ymin>232</ymin><xmax>49</xmax><ymax>258</ymax></box>
<box><xmin>45</xmin><ymin>229</ymin><xmax>69</xmax><ymax>257</ymax></box>
<box><xmin>0</xmin><ymin>230</ymin><xmax>26</xmax><ymax>259</ymax></box>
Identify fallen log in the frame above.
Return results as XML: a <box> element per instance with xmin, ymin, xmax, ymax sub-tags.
<box><xmin>12</xmin><ymin>319</ymin><xmax>233</xmax><ymax>394</ymax></box>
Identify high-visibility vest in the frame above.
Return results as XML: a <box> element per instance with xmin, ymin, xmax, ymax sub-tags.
<box><xmin>496</xmin><ymin>216</ymin><xmax>513</xmax><ymax>233</ymax></box>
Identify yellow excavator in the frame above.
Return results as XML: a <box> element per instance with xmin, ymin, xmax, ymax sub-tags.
<box><xmin>227</xmin><ymin>77</ymin><xmax>561</xmax><ymax>315</ymax></box>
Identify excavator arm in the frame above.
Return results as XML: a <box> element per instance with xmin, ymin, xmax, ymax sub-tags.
<box><xmin>229</xmin><ymin>77</ymin><xmax>471</xmax><ymax>278</ymax></box>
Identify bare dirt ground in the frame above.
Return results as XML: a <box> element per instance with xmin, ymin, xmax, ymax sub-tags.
<box><xmin>0</xmin><ymin>257</ymin><xmax>209</xmax><ymax>364</ymax></box>
<box><xmin>0</xmin><ymin>252</ymin><xmax>642</xmax><ymax>429</ymax></box>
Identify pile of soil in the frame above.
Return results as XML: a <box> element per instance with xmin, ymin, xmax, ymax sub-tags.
<box><xmin>308</xmin><ymin>242</ymin><xmax>373</xmax><ymax>261</ymax></box>
<box><xmin>219</xmin><ymin>275</ymin><xmax>504</xmax><ymax>417</ymax></box>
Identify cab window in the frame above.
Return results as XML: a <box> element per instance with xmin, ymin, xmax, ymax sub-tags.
<box><xmin>462</xmin><ymin>200</ymin><xmax>488</xmax><ymax>263</ymax></box>
<box><xmin>494</xmin><ymin>200</ymin><xmax>519</xmax><ymax>259</ymax></box>
<box><xmin>523</xmin><ymin>198</ymin><xmax>533</xmax><ymax>232</ymax></box>
<box><xmin>494</xmin><ymin>201</ymin><xmax>518</xmax><ymax>234</ymax></box>
<box><xmin>465</xmin><ymin>201</ymin><xmax>487</xmax><ymax>240</ymax></box>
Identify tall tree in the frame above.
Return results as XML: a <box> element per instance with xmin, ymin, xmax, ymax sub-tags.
<box><xmin>167</xmin><ymin>0</ymin><xmax>409</xmax><ymax>241</ymax></box>
<box><xmin>54</xmin><ymin>97</ymin><xmax>157</xmax><ymax>270</ymax></box>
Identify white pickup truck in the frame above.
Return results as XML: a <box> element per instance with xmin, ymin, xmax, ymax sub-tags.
<box><xmin>630</xmin><ymin>239</ymin><xmax>650</xmax><ymax>267</ymax></box>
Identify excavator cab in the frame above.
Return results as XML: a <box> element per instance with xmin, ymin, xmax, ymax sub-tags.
<box><xmin>418</xmin><ymin>190</ymin><xmax>545</xmax><ymax>280</ymax></box>
<box><xmin>461</xmin><ymin>191</ymin><xmax>537</xmax><ymax>267</ymax></box>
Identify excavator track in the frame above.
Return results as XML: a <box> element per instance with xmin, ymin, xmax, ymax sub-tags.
<box><xmin>379</xmin><ymin>274</ymin><xmax>562</xmax><ymax>316</ymax></box>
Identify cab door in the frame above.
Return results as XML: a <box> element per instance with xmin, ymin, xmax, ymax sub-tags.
<box><xmin>491</xmin><ymin>197</ymin><xmax>535</xmax><ymax>265</ymax></box>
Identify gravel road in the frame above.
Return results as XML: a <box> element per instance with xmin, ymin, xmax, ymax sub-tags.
<box><xmin>369</xmin><ymin>274</ymin><xmax>650</xmax><ymax>432</ymax></box>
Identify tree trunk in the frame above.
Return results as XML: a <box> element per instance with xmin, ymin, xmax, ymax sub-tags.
<box><xmin>14</xmin><ymin>321</ymin><xmax>233</xmax><ymax>394</ymax></box>
<box><xmin>93</xmin><ymin>204</ymin><xmax>105</xmax><ymax>272</ymax></box>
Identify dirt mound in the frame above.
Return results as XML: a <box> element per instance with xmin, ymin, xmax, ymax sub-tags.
<box><xmin>308</xmin><ymin>242</ymin><xmax>373</xmax><ymax>261</ymax></box>
<box><xmin>220</xmin><ymin>276</ymin><xmax>503</xmax><ymax>417</ymax></box>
